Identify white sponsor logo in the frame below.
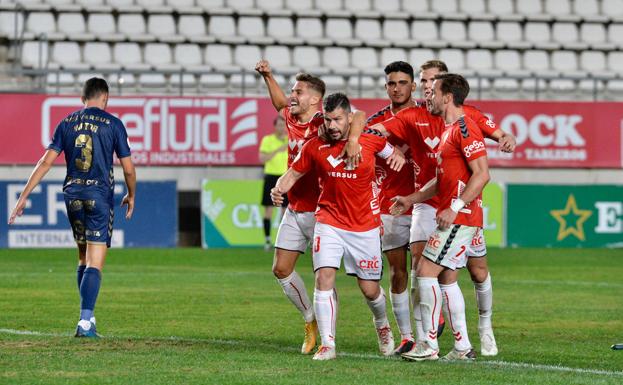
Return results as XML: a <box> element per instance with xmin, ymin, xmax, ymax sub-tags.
<box><xmin>595</xmin><ymin>201</ymin><xmax>622</xmax><ymax>234</ymax></box>
<box><xmin>41</xmin><ymin>97</ymin><xmax>259</xmax><ymax>160</ymax></box>
<box><xmin>424</xmin><ymin>136</ymin><xmax>440</xmax><ymax>150</ymax></box>
<box><xmin>289</xmin><ymin>139</ymin><xmax>305</xmax><ymax>152</ymax></box>
<box><xmin>327</xmin><ymin>154</ymin><xmax>343</xmax><ymax>168</ymax></box>
<box><xmin>8</xmin><ymin>230</ymin><xmax>123</xmax><ymax>248</ymax></box>
<box><xmin>498</xmin><ymin>114</ymin><xmax>585</xmax><ymax>147</ymax></box>
<box><xmin>463</xmin><ymin>140</ymin><xmax>486</xmax><ymax>157</ymax></box>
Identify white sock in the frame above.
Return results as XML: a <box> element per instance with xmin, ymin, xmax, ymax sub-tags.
<box><xmin>410</xmin><ymin>270</ymin><xmax>424</xmax><ymax>343</ymax></box>
<box><xmin>441</xmin><ymin>282</ymin><xmax>472</xmax><ymax>351</ymax></box>
<box><xmin>417</xmin><ymin>277</ymin><xmax>441</xmax><ymax>350</ymax></box>
<box><xmin>277</xmin><ymin>271</ymin><xmax>314</xmax><ymax>322</ymax></box>
<box><xmin>332</xmin><ymin>288</ymin><xmax>339</xmax><ymax>339</ymax></box>
<box><xmin>313</xmin><ymin>288</ymin><xmax>336</xmax><ymax>348</ymax></box>
<box><xmin>474</xmin><ymin>273</ymin><xmax>493</xmax><ymax>331</ymax></box>
<box><xmin>366</xmin><ymin>287</ymin><xmax>389</xmax><ymax>329</ymax></box>
<box><xmin>390</xmin><ymin>290</ymin><xmax>413</xmax><ymax>341</ymax></box>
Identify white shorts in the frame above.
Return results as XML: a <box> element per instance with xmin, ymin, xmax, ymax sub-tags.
<box><xmin>274</xmin><ymin>208</ymin><xmax>316</xmax><ymax>253</ymax></box>
<box><xmin>409</xmin><ymin>203</ymin><xmax>437</xmax><ymax>243</ymax></box>
<box><xmin>312</xmin><ymin>222</ymin><xmax>383</xmax><ymax>281</ymax></box>
<box><xmin>422</xmin><ymin>225</ymin><xmax>479</xmax><ymax>270</ymax></box>
<box><xmin>467</xmin><ymin>227</ymin><xmax>487</xmax><ymax>258</ymax></box>
<box><xmin>381</xmin><ymin>214</ymin><xmax>411</xmax><ymax>252</ymax></box>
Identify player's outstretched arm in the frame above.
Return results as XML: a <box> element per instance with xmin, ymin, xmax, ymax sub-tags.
<box><xmin>255</xmin><ymin>59</ymin><xmax>288</xmax><ymax>112</ymax></box>
<box><xmin>341</xmin><ymin>110</ymin><xmax>366</xmax><ymax>168</ymax></box>
<box><xmin>271</xmin><ymin>168</ymin><xmax>304</xmax><ymax>206</ymax></box>
<box><xmin>8</xmin><ymin>150</ymin><xmax>58</xmax><ymax>224</ymax></box>
<box><xmin>384</xmin><ymin>145</ymin><xmax>405</xmax><ymax>172</ymax></box>
<box><xmin>367</xmin><ymin>122</ymin><xmax>390</xmax><ymax>137</ymax></box>
<box><xmin>119</xmin><ymin>156</ymin><xmax>136</xmax><ymax>220</ymax></box>
<box><xmin>488</xmin><ymin>129</ymin><xmax>517</xmax><ymax>153</ymax></box>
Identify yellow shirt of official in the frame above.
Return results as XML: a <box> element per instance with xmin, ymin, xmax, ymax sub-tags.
<box><xmin>260</xmin><ymin>133</ymin><xmax>288</xmax><ymax>176</ymax></box>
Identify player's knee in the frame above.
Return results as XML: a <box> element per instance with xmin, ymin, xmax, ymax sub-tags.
<box><xmin>272</xmin><ymin>264</ymin><xmax>292</xmax><ymax>279</ymax></box>
<box><xmin>390</xmin><ymin>270</ymin><xmax>408</xmax><ymax>293</ymax></box>
<box><xmin>469</xmin><ymin>263</ymin><xmax>489</xmax><ymax>283</ymax></box>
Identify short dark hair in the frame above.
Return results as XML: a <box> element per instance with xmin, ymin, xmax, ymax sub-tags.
<box><xmin>82</xmin><ymin>77</ymin><xmax>109</xmax><ymax>100</ymax></box>
<box><xmin>433</xmin><ymin>73</ymin><xmax>470</xmax><ymax>106</ymax></box>
<box><xmin>295</xmin><ymin>72</ymin><xmax>326</xmax><ymax>97</ymax></box>
<box><xmin>420</xmin><ymin>60</ymin><xmax>449</xmax><ymax>73</ymax></box>
<box><xmin>323</xmin><ymin>92</ymin><xmax>351</xmax><ymax>113</ymax></box>
<box><xmin>384</xmin><ymin>61</ymin><xmax>414</xmax><ymax>80</ymax></box>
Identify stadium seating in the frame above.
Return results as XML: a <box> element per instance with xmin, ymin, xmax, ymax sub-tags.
<box><xmin>0</xmin><ymin>0</ymin><xmax>620</xmax><ymax>99</ymax></box>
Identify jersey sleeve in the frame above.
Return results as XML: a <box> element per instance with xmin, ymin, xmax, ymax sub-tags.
<box><xmin>379</xmin><ymin>115</ymin><xmax>409</xmax><ymax>143</ymax></box>
<box><xmin>47</xmin><ymin>120</ymin><xmax>65</xmax><ymax>153</ymax></box>
<box><xmin>459</xmin><ymin>118</ymin><xmax>487</xmax><ymax>161</ymax></box>
<box><xmin>465</xmin><ymin>105</ymin><xmax>497</xmax><ymax>138</ymax></box>
<box><xmin>114</xmin><ymin>119</ymin><xmax>132</xmax><ymax>158</ymax></box>
<box><xmin>291</xmin><ymin>139</ymin><xmax>314</xmax><ymax>175</ymax></box>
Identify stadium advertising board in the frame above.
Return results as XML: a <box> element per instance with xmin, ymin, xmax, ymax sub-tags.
<box><xmin>201</xmin><ymin>179</ymin><xmax>282</xmax><ymax>248</ymax></box>
<box><xmin>201</xmin><ymin>179</ymin><xmax>505</xmax><ymax>248</ymax></box>
<box><xmin>507</xmin><ymin>185</ymin><xmax>623</xmax><ymax>248</ymax></box>
<box><xmin>353</xmin><ymin>99</ymin><xmax>623</xmax><ymax>168</ymax></box>
<box><xmin>0</xmin><ymin>94</ymin><xmax>274</xmax><ymax>166</ymax></box>
<box><xmin>0</xmin><ymin>181</ymin><xmax>177</xmax><ymax>248</ymax></box>
<box><xmin>0</xmin><ymin>94</ymin><xmax>621</xmax><ymax>168</ymax></box>
<box><xmin>482</xmin><ymin>182</ymin><xmax>504</xmax><ymax>247</ymax></box>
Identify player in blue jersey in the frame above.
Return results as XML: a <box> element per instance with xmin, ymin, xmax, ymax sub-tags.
<box><xmin>8</xmin><ymin>78</ymin><xmax>136</xmax><ymax>338</ymax></box>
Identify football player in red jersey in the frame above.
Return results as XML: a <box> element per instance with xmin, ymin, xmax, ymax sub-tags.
<box><xmin>255</xmin><ymin>61</ymin><xmax>366</xmax><ymax>355</ymax></box>
<box><xmin>417</xmin><ymin>60</ymin><xmax>516</xmax><ymax>356</ymax></box>
<box><xmin>393</xmin><ymin>73</ymin><xmax>490</xmax><ymax>361</ymax></box>
<box><xmin>365</xmin><ymin>61</ymin><xmax>420</xmax><ymax>355</ymax></box>
<box><xmin>271</xmin><ymin>93</ymin><xmax>405</xmax><ymax>360</ymax></box>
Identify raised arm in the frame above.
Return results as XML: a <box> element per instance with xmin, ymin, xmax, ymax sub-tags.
<box><xmin>255</xmin><ymin>60</ymin><xmax>288</xmax><ymax>112</ymax></box>
<box><xmin>270</xmin><ymin>168</ymin><xmax>305</xmax><ymax>206</ymax></box>
<box><xmin>119</xmin><ymin>156</ymin><xmax>136</xmax><ymax>219</ymax></box>
<box><xmin>8</xmin><ymin>149</ymin><xmax>58</xmax><ymax>224</ymax></box>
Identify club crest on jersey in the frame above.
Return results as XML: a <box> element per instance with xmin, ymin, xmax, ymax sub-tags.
<box><xmin>424</xmin><ymin>136</ymin><xmax>440</xmax><ymax>150</ymax></box>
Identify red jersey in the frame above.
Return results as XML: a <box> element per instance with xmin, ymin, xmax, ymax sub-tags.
<box><xmin>378</xmin><ymin>103</ymin><xmax>498</xmax><ymax>209</ymax></box>
<box><xmin>377</xmin><ymin>105</ymin><xmax>445</xmax><ymax>208</ymax></box>
<box><xmin>367</xmin><ymin>105</ymin><xmax>416</xmax><ymax>215</ymax></box>
<box><xmin>464</xmin><ymin>104</ymin><xmax>497</xmax><ymax>139</ymax></box>
<box><xmin>436</xmin><ymin>115</ymin><xmax>487</xmax><ymax>227</ymax></box>
<box><xmin>281</xmin><ymin>106</ymin><xmax>323</xmax><ymax>212</ymax></box>
<box><xmin>292</xmin><ymin>133</ymin><xmax>393</xmax><ymax>232</ymax></box>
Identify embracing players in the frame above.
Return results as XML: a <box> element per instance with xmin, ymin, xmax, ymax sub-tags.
<box><xmin>271</xmin><ymin>92</ymin><xmax>405</xmax><ymax>360</ymax></box>
<box><xmin>255</xmin><ymin>60</ymin><xmax>365</xmax><ymax>354</ymax></box>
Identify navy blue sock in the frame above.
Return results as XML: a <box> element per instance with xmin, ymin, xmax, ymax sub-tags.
<box><xmin>77</xmin><ymin>265</ymin><xmax>86</xmax><ymax>292</ymax></box>
<box><xmin>79</xmin><ymin>267</ymin><xmax>101</xmax><ymax>321</ymax></box>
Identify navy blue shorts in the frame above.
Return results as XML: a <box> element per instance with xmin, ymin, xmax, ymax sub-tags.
<box><xmin>64</xmin><ymin>194</ymin><xmax>114</xmax><ymax>247</ymax></box>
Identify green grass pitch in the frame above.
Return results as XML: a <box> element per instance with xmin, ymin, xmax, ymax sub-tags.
<box><xmin>1</xmin><ymin>247</ymin><xmax>622</xmax><ymax>384</ymax></box>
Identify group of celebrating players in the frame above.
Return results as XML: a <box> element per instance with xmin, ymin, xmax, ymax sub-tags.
<box><xmin>255</xmin><ymin>58</ymin><xmax>516</xmax><ymax>361</ymax></box>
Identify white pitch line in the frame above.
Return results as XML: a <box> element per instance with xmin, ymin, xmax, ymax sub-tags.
<box><xmin>501</xmin><ymin>279</ymin><xmax>623</xmax><ymax>289</ymax></box>
<box><xmin>1</xmin><ymin>328</ymin><xmax>622</xmax><ymax>378</ymax></box>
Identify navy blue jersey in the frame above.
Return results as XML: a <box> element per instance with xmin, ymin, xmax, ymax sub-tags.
<box><xmin>48</xmin><ymin>107</ymin><xmax>131</xmax><ymax>194</ymax></box>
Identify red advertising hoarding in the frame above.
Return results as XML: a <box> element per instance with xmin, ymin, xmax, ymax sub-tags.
<box><xmin>0</xmin><ymin>94</ymin><xmax>621</xmax><ymax>168</ymax></box>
